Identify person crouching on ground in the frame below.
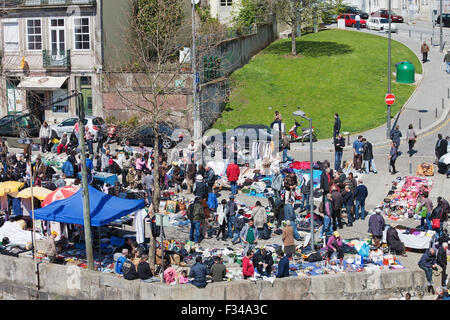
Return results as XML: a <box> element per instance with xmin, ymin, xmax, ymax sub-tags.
<box><xmin>326</xmin><ymin>231</ymin><xmax>344</xmax><ymax>263</ymax></box>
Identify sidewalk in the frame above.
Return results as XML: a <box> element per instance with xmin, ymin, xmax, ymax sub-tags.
<box><xmin>292</xmin><ymin>27</ymin><xmax>450</xmax><ymax>152</ymax></box>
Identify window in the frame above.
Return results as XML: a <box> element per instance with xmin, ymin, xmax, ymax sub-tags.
<box><xmin>74</xmin><ymin>17</ymin><xmax>90</xmax><ymax>50</ymax></box>
<box><xmin>61</xmin><ymin>118</ymin><xmax>77</xmax><ymax>126</ymax></box>
<box><xmin>27</xmin><ymin>19</ymin><xmax>42</xmax><ymax>51</ymax></box>
<box><xmin>3</xmin><ymin>22</ymin><xmax>19</xmax><ymax>52</ymax></box>
<box><xmin>50</xmin><ymin>18</ymin><xmax>65</xmax><ymax>56</ymax></box>
<box><xmin>220</xmin><ymin>0</ymin><xmax>232</xmax><ymax>6</ymax></box>
<box><xmin>52</xmin><ymin>89</ymin><xmax>69</xmax><ymax>113</ymax></box>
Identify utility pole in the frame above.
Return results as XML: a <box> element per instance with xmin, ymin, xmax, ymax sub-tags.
<box><xmin>192</xmin><ymin>0</ymin><xmax>201</xmax><ymax>142</ymax></box>
<box><xmin>387</xmin><ymin>0</ymin><xmax>392</xmax><ymax>139</ymax></box>
<box><xmin>440</xmin><ymin>0</ymin><xmax>443</xmax><ymax>52</ymax></box>
<box><xmin>77</xmin><ymin>91</ymin><xmax>94</xmax><ymax>271</ymax></box>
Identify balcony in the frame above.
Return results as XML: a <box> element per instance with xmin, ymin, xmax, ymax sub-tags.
<box><xmin>0</xmin><ymin>0</ymin><xmax>96</xmax><ymax>7</ymax></box>
<box><xmin>43</xmin><ymin>50</ymin><xmax>70</xmax><ymax>69</ymax></box>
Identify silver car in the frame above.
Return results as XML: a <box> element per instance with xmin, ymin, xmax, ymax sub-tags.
<box><xmin>367</xmin><ymin>17</ymin><xmax>397</xmax><ymax>33</ymax></box>
<box><xmin>49</xmin><ymin>116</ymin><xmax>107</xmax><ymax>141</ymax></box>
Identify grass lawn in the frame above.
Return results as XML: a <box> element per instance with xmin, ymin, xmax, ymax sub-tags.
<box><xmin>212</xmin><ymin>29</ymin><xmax>422</xmax><ymax>139</ymax></box>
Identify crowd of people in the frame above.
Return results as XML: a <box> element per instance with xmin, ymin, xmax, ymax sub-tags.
<box><xmin>0</xmin><ymin>111</ymin><xmax>448</xmax><ymax>299</ymax></box>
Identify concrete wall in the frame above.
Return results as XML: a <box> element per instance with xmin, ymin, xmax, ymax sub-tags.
<box><xmin>199</xmin><ymin>21</ymin><xmax>278</xmax><ymax>131</ymax></box>
<box><xmin>0</xmin><ymin>255</ymin><xmax>428</xmax><ymax>300</ymax></box>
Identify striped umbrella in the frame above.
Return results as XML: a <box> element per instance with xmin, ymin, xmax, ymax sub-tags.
<box><xmin>41</xmin><ymin>186</ymin><xmax>80</xmax><ymax>207</ymax></box>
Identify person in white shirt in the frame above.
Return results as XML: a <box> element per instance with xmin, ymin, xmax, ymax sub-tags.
<box><xmin>355</xmin><ymin>14</ymin><xmax>361</xmax><ymax>30</ymax></box>
<box><xmin>39</xmin><ymin>122</ymin><xmax>51</xmax><ymax>153</ymax></box>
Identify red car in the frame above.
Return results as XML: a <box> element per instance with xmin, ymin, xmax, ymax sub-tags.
<box><xmin>337</xmin><ymin>14</ymin><xmax>367</xmax><ymax>28</ymax></box>
<box><xmin>371</xmin><ymin>9</ymin><xmax>404</xmax><ymax>22</ymax></box>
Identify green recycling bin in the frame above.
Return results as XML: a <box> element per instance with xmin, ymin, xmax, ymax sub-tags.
<box><xmin>396</xmin><ymin>61</ymin><xmax>415</xmax><ymax>84</ymax></box>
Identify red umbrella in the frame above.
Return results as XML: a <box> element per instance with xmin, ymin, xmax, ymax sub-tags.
<box><xmin>41</xmin><ymin>186</ymin><xmax>80</xmax><ymax>207</ymax></box>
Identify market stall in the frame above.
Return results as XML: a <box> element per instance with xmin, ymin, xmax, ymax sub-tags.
<box><xmin>382</xmin><ymin>226</ymin><xmax>435</xmax><ymax>250</ymax></box>
<box><xmin>375</xmin><ymin>176</ymin><xmax>433</xmax><ymax>221</ymax></box>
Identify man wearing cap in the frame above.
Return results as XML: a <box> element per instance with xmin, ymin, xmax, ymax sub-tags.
<box><xmin>193</xmin><ymin>174</ymin><xmax>207</xmax><ymax>199</ymax></box>
<box><xmin>282</xmin><ymin>220</ymin><xmax>296</xmax><ymax>256</ymax></box>
<box><xmin>326</xmin><ymin>231</ymin><xmax>344</xmax><ymax>262</ymax></box>
<box><xmin>227</xmin><ymin>195</ymin><xmax>239</xmax><ymax>242</ymax></box>
<box><xmin>46</xmin><ymin>231</ymin><xmax>58</xmax><ymax>263</ymax></box>
<box><xmin>368</xmin><ymin>208</ymin><xmax>385</xmax><ymax>242</ymax></box>
<box><xmin>386</xmin><ymin>224</ymin><xmax>406</xmax><ymax>256</ymax></box>
<box><xmin>226</xmin><ymin>160</ymin><xmax>240</xmax><ymax>196</ymax></box>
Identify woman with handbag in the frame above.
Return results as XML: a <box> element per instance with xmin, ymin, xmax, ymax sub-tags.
<box><xmin>406</xmin><ymin>124</ymin><xmax>417</xmax><ymax>157</ymax></box>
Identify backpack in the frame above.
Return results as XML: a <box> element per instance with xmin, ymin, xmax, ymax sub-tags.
<box><xmin>261</xmin><ymin>223</ymin><xmax>271</xmax><ymax>240</ymax></box>
<box><xmin>415</xmin><ymin>203</ymin><xmax>427</xmax><ymax>218</ymax></box>
<box><xmin>150</xmin><ymin>216</ymin><xmax>161</xmax><ymax>238</ymax></box>
<box><xmin>234</xmin><ymin>217</ymin><xmax>246</xmax><ymax>231</ymax></box>
<box><xmin>187</xmin><ymin>204</ymin><xmax>195</xmax><ymax>220</ymax></box>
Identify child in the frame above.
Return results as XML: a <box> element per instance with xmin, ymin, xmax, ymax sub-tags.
<box><xmin>178</xmin><ymin>269</ymin><xmax>189</xmax><ymax>284</ymax></box>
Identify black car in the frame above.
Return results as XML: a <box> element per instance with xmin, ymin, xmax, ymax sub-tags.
<box><xmin>342</xmin><ymin>6</ymin><xmax>369</xmax><ymax>19</ymax></box>
<box><xmin>0</xmin><ymin>114</ymin><xmax>41</xmax><ymax>137</ymax></box>
<box><xmin>436</xmin><ymin>14</ymin><xmax>450</xmax><ymax>27</ymax></box>
<box><xmin>121</xmin><ymin>123</ymin><xmax>181</xmax><ymax>149</ymax></box>
<box><xmin>205</xmin><ymin>124</ymin><xmax>282</xmax><ymax>152</ymax></box>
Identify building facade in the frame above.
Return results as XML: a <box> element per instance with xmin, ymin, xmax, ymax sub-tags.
<box><xmin>0</xmin><ymin>0</ymin><xmax>103</xmax><ymax>125</ymax></box>
<box><xmin>345</xmin><ymin>0</ymin><xmax>450</xmax><ymax>23</ymax></box>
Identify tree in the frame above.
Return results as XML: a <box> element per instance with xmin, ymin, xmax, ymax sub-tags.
<box><xmin>275</xmin><ymin>0</ymin><xmax>328</xmax><ymax>55</ymax></box>
<box><xmin>104</xmin><ymin>0</ymin><xmax>188</xmax><ymax>270</ymax></box>
<box><xmin>104</xmin><ymin>0</ymin><xmax>230</xmax><ymax>269</ymax></box>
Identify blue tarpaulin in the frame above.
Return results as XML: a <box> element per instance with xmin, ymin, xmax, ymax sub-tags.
<box><xmin>34</xmin><ymin>185</ymin><xmax>145</xmax><ymax>226</ymax></box>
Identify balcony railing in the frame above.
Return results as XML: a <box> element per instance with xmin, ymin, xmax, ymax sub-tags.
<box><xmin>0</xmin><ymin>0</ymin><xmax>96</xmax><ymax>7</ymax></box>
<box><xmin>43</xmin><ymin>50</ymin><xmax>70</xmax><ymax>68</ymax></box>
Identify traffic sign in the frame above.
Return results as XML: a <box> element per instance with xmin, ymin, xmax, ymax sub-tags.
<box><xmin>385</xmin><ymin>93</ymin><xmax>395</xmax><ymax>105</ymax></box>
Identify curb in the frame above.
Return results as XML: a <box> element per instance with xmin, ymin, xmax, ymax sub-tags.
<box><xmin>292</xmin><ymin>28</ymin><xmax>449</xmax><ymax>152</ymax></box>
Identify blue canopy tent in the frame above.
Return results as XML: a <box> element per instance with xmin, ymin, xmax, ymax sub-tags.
<box><xmin>34</xmin><ymin>185</ymin><xmax>145</xmax><ymax>226</ymax></box>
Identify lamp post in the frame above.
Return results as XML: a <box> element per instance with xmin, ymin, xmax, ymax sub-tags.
<box><xmin>192</xmin><ymin>0</ymin><xmax>201</xmax><ymax>142</ymax></box>
<box><xmin>293</xmin><ymin>109</ymin><xmax>314</xmax><ymax>249</ymax></box>
<box><xmin>20</xmin><ymin>137</ymin><xmax>39</xmax><ymax>292</ymax></box>
<box><xmin>387</xmin><ymin>0</ymin><xmax>392</xmax><ymax>139</ymax></box>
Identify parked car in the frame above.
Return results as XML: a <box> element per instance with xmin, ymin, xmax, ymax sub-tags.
<box><xmin>49</xmin><ymin>116</ymin><xmax>107</xmax><ymax>141</ymax></box>
<box><xmin>204</xmin><ymin>124</ymin><xmax>283</xmax><ymax>154</ymax></box>
<box><xmin>0</xmin><ymin>114</ymin><xmax>41</xmax><ymax>138</ymax></box>
<box><xmin>435</xmin><ymin>13</ymin><xmax>450</xmax><ymax>27</ymax></box>
<box><xmin>367</xmin><ymin>17</ymin><xmax>398</xmax><ymax>32</ymax></box>
<box><xmin>341</xmin><ymin>6</ymin><xmax>369</xmax><ymax>19</ymax></box>
<box><xmin>122</xmin><ymin>123</ymin><xmax>181</xmax><ymax>149</ymax></box>
<box><xmin>336</xmin><ymin>14</ymin><xmax>367</xmax><ymax>28</ymax></box>
<box><xmin>371</xmin><ymin>9</ymin><xmax>404</xmax><ymax>22</ymax></box>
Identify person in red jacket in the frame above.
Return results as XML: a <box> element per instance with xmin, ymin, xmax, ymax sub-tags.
<box><xmin>226</xmin><ymin>161</ymin><xmax>240</xmax><ymax>195</ymax></box>
<box><xmin>242</xmin><ymin>250</ymin><xmax>255</xmax><ymax>279</ymax></box>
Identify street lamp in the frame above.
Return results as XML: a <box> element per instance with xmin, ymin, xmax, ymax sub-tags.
<box><xmin>19</xmin><ymin>137</ymin><xmax>39</xmax><ymax>291</ymax></box>
<box><xmin>387</xmin><ymin>0</ymin><xmax>392</xmax><ymax>139</ymax></box>
<box><xmin>292</xmin><ymin>109</ymin><xmax>315</xmax><ymax>250</ymax></box>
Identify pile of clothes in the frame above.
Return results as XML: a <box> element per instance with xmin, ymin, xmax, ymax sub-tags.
<box><xmin>374</xmin><ymin>176</ymin><xmax>433</xmax><ymax>221</ymax></box>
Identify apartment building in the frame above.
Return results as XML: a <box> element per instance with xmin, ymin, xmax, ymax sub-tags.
<box><xmin>206</xmin><ymin>0</ymin><xmax>241</xmax><ymax>25</ymax></box>
<box><xmin>0</xmin><ymin>0</ymin><xmax>102</xmax><ymax>124</ymax></box>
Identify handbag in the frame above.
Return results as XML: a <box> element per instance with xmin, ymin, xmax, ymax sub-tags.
<box><xmin>432</xmin><ymin>218</ymin><xmax>440</xmax><ymax>229</ymax></box>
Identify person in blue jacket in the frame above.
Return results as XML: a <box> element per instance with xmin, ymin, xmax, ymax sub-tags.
<box><xmin>189</xmin><ymin>256</ymin><xmax>211</xmax><ymax>288</ymax></box>
<box><xmin>354</xmin><ymin>179</ymin><xmax>368</xmax><ymax>220</ymax></box>
<box><xmin>115</xmin><ymin>249</ymin><xmax>129</xmax><ymax>275</ymax></box>
<box><xmin>276</xmin><ymin>250</ymin><xmax>290</xmax><ymax>278</ymax></box>
<box><xmin>61</xmin><ymin>158</ymin><xmax>74</xmax><ymax>178</ymax></box>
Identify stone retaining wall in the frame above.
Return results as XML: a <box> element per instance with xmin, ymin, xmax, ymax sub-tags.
<box><xmin>0</xmin><ymin>255</ymin><xmax>428</xmax><ymax>300</ymax></box>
